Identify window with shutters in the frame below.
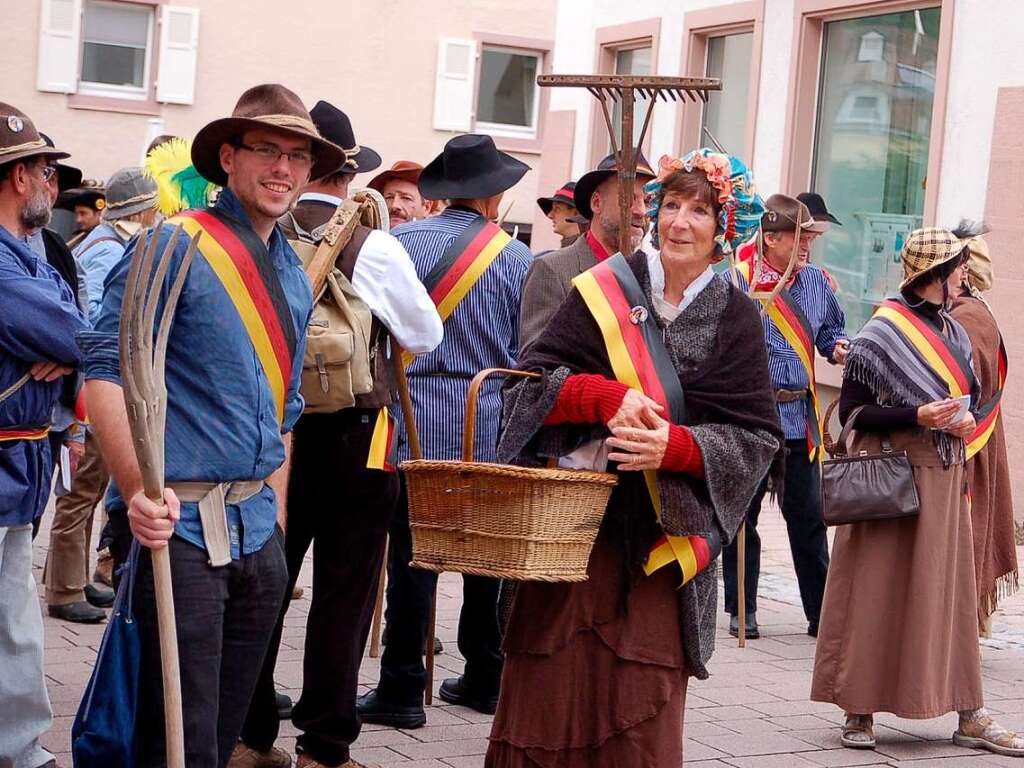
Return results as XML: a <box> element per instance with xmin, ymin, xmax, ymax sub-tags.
<box><xmin>475</xmin><ymin>46</ymin><xmax>542</xmax><ymax>138</ymax></box>
<box><xmin>80</xmin><ymin>0</ymin><xmax>154</xmax><ymax>98</ymax></box>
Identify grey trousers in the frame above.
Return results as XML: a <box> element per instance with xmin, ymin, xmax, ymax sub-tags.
<box><xmin>0</xmin><ymin>524</ymin><xmax>54</xmax><ymax>768</ymax></box>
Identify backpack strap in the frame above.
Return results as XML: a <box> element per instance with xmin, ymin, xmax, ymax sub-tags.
<box><xmin>304</xmin><ymin>200</ymin><xmax>362</xmax><ymax>297</ymax></box>
<box><xmin>76</xmin><ymin>235</ymin><xmax>123</xmax><ymax>259</ymax></box>
<box><xmin>338</xmin><ymin>224</ymin><xmax>372</xmax><ymax>281</ymax></box>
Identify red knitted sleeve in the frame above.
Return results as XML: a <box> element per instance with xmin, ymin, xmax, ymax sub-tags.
<box><xmin>544</xmin><ymin>374</ymin><xmax>629</xmax><ymax>426</ymax></box>
<box><xmin>662</xmin><ymin>424</ymin><xmax>705</xmax><ymax>478</ymax></box>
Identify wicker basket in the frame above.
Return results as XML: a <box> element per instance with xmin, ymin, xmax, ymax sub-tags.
<box><xmin>401</xmin><ymin>368</ymin><xmax>617</xmax><ymax>582</ymax></box>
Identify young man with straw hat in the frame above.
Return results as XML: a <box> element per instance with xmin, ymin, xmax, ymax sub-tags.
<box><xmin>358</xmin><ymin>134</ymin><xmax>531</xmax><ymax>730</ymax></box>
<box><xmin>0</xmin><ymin>101</ymin><xmax>88</xmax><ymax>768</ymax></box>
<box><xmin>80</xmin><ymin>83</ymin><xmax>343</xmax><ymax>766</ymax></box>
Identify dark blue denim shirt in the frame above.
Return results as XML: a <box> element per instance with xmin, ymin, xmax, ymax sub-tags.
<box><xmin>78</xmin><ymin>189</ymin><xmax>311</xmax><ymax>557</ymax></box>
<box><xmin>0</xmin><ymin>225</ymin><xmax>87</xmax><ymax>525</ymax></box>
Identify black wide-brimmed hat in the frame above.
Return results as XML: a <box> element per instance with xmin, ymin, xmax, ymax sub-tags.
<box><xmin>573</xmin><ymin>152</ymin><xmax>655</xmax><ymax>220</ymax></box>
<box><xmin>309</xmin><ymin>100</ymin><xmax>382</xmax><ymax>175</ymax></box>
<box><xmin>39</xmin><ymin>132</ymin><xmax>82</xmax><ymax>192</ymax></box>
<box><xmin>56</xmin><ymin>181</ymin><xmax>105</xmax><ymax>212</ymax></box>
<box><xmin>191</xmin><ymin>84</ymin><xmax>346</xmax><ymax>186</ymax></box>
<box><xmin>418</xmin><ymin>134</ymin><xmax>529</xmax><ymax>201</ymax></box>
<box><xmin>537</xmin><ymin>181</ymin><xmax>577</xmax><ymax>215</ymax></box>
<box><xmin>797</xmin><ymin>192</ymin><xmax>842</xmax><ymax>227</ymax></box>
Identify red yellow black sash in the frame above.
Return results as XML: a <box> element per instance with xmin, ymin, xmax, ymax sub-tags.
<box><xmin>736</xmin><ymin>260</ymin><xmax>822</xmax><ymax>461</ymax></box>
<box><xmin>572</xmin><ymin>254</ymin><xmax>696</xmax><ymax>578</ymax></box>
<box><xmin>367</xmin><ymin>408</ymin><xmax>398</xmax><ymax>472</ymax></box>
<box><xmin>966</xmin><ymin>337</ymin><xmax>1007</xmax><ymax>460</ymax></box>
<box><xmin>376</xmin><ymin>216</ymin><xmax>510</xmax><ymax>470</ymax></box>
<box><xmin>873</xmin><ymin>299</ymin><xmax>972</xmax><ymax>398</ymax></box>
<box><xmin>0</xmin><ymin>426</ymin><xmax>50</xmax><ymax>442</ymax></box>
<box><xmin>170</xmin><ymin>209</ymin><xmax>297</xmax><ymax>424</ymax></box>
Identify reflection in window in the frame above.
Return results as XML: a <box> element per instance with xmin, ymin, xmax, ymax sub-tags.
<box><xmin>810</xmin><ymin>8</ymin><xmax>940</xmax><ymax>332</ymax></box>
<box><xmin>702</xmin><ymin>32</ymin><xmax>753</xmax><ymax>156</ymax></box>
<box><xmin>81</xmin><ymin>0</ymin><xmax>152</xmax><ymax>92</ymax></box>
<box><xmin>476</xmin><ymin>46</ymin><xmax>540</xmax><ymax>136</ymax></box>
<box><xmin>611</xmin><ymin>46</ymin><xmax>652</xmax><ymax>152</ymax></box>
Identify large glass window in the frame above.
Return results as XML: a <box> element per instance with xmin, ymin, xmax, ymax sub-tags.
<box><xmin>81</xmin><ymin>0</ymin><xmax>153</xmax><ymax>93</ymax></box>
<box><xmin>702</xmin><ymin>32</ymin><xmax>753</xmax><ymax>155</ymax></box>
<box><xmin>611</xmin><ymin>46</ymin><xmax>652</xmax><ymax>152</ymax></box>
<box><xmin>476</xmin><ymin>46</ymin><xmax>541</xmax><ymax>137</ymax></box>
<box><xmin>810</xmin><ymin>8</ymin><xmax>940</xmax><ymax>332</ymax></box>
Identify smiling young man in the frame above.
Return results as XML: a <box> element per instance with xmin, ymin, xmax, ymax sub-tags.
<box><xmin>724</xmin><ymin>194</ymin><xmax>849</xmax><ymax>641</ymax></box>
<box><xmin>79</xmin><ymin>84</ymin><xmax>344</xmax><ymax>767</ymax></box>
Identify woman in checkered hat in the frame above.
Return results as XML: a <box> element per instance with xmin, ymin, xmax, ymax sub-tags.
<box><xmin>811</xmin><ymin>228</ymin><xmax>1023</xmax><ymax>757</ymax></box>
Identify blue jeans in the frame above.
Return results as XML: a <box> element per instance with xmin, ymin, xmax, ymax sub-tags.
<box><xmin>133</xmin><ymin>530</ymin><xmax>288</xmax><ymax>768</ymax></box>
<box><xmin>0</xmin><ymin>524</ymin><xmax>54</xmax><ymax>768</ymax></box>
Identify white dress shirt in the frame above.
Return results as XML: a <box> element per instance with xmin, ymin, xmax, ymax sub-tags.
<box><xmin>646</xmin><ymin>250</ymin><xmax>716</xmax><ymax>323</ymax></box>
<box><xmin>296</xmin><ymin>192</ymin><xmax>442</xmax><ymax>355</ymax></box>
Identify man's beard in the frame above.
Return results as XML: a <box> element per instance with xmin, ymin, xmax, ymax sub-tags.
<box><xmin>20</xmin><ymin>183</ymin><xmax>52</xmax><ymax>231</ymax></box>
<box><xmin>598</xmin><ymin>211</ymin><xmax>641</xmax><ymax>253</ymax></box>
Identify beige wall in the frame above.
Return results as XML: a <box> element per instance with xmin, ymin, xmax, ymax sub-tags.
<box><xmin>4</xmin><ymin>0</ymin><xmax>555</xmax><ymax>229</ymax></box>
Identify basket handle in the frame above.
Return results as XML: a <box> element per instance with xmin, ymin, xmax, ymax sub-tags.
<box><xmin>463</xmin><ymin>368</ymin><xmax>541</xmax><ymax>462</ymax></box>
<box><xmin>821</xmin><ymin>397</ymin><xmax>840</xmax><ymax>456</ymax></box>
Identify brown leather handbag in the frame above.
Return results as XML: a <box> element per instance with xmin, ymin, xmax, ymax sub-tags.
<box><xmin>821</xmin><ymin>404</ymin><xmax>920</xmax><ymax>526</ymax></box>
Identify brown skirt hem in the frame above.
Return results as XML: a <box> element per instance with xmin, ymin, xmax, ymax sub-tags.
<box><xmin>810</xmin><ymin>692</ymin><xmax>984</xmax><ymax>720</ymax></box>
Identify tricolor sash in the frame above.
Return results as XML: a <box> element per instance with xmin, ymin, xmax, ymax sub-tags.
<box><xmin>366</xmin><ymin>408</ymin><xmax>398</xmax><ymax>472</ymax></box>
<box><xmin>872</xmin><ymin>299</ymin><xmax>973</xmax><ymax>399</ymax></box>
<box><xmin>572</xmin><ymin>254</ymin><xmax>697</xmax><ymax>578</ymax></box>
<box><xmin>170</xmin><ymin>209</ymin><xmax>297</xmax><ymax>424</ymax></box>
<box><xmin>736</xmin><ymin>260</ymin><xmax>822</xmax><ymax>461</ymax></box>
<box><xmin>966</xmin><ymin>336</ymin><xmax>1007</xmax><ymax>460</ymax></box>
<box><xmin>0</xmin><ymin>426</ymin><xmax>50</xmax><ymax>442</ymax></box>
<box><xmin>374</xmin><ymin>216</ymin><xmax>510</xmax><ymax>469</ymax></box>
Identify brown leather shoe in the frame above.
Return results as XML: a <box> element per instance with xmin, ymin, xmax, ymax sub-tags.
<box><xmin>228</xmin><ymin>744</ymin><xmax>292</xmax><ymax>768</ymax></box>
<box><xmin>296</xmin><ymin>755</ymin><xmax>378</xmax><ymax>768</ymax></box>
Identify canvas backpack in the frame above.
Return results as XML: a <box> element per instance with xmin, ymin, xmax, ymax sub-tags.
<box><xmin>284</xmin><ymin>191</ymin><xmax>386</xmax><ymax>413</ymax></box>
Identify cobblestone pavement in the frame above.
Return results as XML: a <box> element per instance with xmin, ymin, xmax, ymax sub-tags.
<box><xmin>35</xmin><ymin>502</ymin><xmax>1024</xmax><ymax>767</ymax></box>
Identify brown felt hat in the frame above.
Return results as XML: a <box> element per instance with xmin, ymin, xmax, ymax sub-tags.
<box><xmin>761</xmin><ymin>194</ymin><xmax>813</xmax><ymax>234</ymax></box>
<box><xmin>367</xmin><ymin>160</ymin><xmax>425</xmax><ymax>192</ymax></box>
<box><xmin>191</xmin><ymin>84</ymin><xmax>346</xmax><ymax>186</ymax></box>
<box><xmin>0</xmin><ymin>103</ymin><xmax>70</xmax><ymax>167</ymax></box>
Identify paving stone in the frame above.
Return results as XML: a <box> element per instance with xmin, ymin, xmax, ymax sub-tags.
<box><xmin>722</xmin><ymin>753</ymin><xmax>823</xmax><ymax>768</ymax></box>
<box><xmin>695</xmin><ymin>732</ymin><xmax>818</xmax><ymax>757</ymax></box>
<box><xmin>801</xmin><ymin>748</ymin><xmax>891</xmax><ymax>766</ymax></box>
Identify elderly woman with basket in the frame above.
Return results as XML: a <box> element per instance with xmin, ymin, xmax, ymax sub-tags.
<box><xmin>485</xmin><ymin>150</ymin><xmax>783</xmax><ymax>767</ymax></box>
<box><xmin>811</xmin><ymin>228</ymin><xmax>1024</xmax><ymax>757</ymax></box>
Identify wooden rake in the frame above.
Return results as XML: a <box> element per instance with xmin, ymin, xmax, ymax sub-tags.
<box><xmin>119</xmin><ymin>221</ymin><xmax>200</xmax><ymax>768</ymax></box>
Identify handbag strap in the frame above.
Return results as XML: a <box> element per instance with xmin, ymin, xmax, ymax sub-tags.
<box><xmin>833</xmin><ymin>404</ymin><xmax>895</xmax><ymax>456</ymax></box>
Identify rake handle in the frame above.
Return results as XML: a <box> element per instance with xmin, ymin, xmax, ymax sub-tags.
<box><xmin>150</xmin><ymin>541</ymin><xmax>185</xmax><ymax>764</ymax></box>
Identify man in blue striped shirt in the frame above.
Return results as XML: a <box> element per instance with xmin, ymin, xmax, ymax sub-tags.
<box><xmin>724</xmin><ymin>194</ymin><xmax>848</xmax><ymax>640</ymax></box>
<box><xmin>358</xmin><ymin>135</ymin><xmax>531</xmax><ymax>729</ymax></box>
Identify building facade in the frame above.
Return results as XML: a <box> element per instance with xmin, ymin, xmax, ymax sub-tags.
<box><xmin>6</xmin><ymin>0</ymin><xmax>558</xmax><ymax>236</ymax></box>
<box><xmin>539</xmin><ymin>0</ymin><xmax>1024</xmax><ymax>517</ymax></box>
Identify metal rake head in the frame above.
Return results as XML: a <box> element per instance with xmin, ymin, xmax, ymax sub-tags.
<box><xmin>118</xmin><ymin>221</ymin><xmax>199</xmax><ymax>492</ymax></box>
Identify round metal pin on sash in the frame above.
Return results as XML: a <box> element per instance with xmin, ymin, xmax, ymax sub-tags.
<box><xmin>629</xmin><ymin>305</ymin><xmax>648</xmax><ymax>325</ymax></box>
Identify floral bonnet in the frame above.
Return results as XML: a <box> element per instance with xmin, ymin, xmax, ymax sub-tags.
<box><xmin>644</xmin><ymin>148</ymin><xmax>764</xmax><ymax>255</ymax></box>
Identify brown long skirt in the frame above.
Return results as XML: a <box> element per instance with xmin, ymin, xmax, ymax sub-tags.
<box><xmin>811</xmin><ymin>427</ymin><xmax>984</xmax><ymax>719</ymax></box>
<box><xmin>486</xmin><ymin>535</ymin><xmax>688</xmax><ymax>767</ymax></box>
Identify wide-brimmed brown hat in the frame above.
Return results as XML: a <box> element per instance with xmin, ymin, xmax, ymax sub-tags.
<box><xmin>191</xmin><ymin>84</ymin><xmax>346</xmax><ymax>186</ymax></box>
<box><xmin>0</xmin><ymin>103</ymin><xmax>69</xmax><ymax>168</ymax></box>
<box><xmin>899</xmin><ymin>227</ymin><xmax>967</xmax><ymax>289</ymax></box>
<box><xmin>761</xmin><ymin>194</ymin><xmax>813</xmax><ymax>234</ymax></box>
<box><xmin>367</xmin><ymin>160</ymin><xmax>425</xmax><ymax>192</ymax></box>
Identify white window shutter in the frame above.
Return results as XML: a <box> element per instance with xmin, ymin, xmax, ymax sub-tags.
<box><xmin>37</xmin><ymin>0</ymin><xmax>81</xmax><ymax>93</ymax></box>
<box><xmin>156</xmin><ymin>5</ymin><xmax>200</xmax><ymax>104</ymax></box>
<box><xmin>433</xmin><ymin>37</ymin><xmax>477</xmax><ymax>132</ymax></box>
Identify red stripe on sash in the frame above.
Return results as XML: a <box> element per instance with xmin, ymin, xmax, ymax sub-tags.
<box><xmin>429</xmin><ymin>225</ymin><xmax>499</xmax><ymax>306</ymax></box>
<box><xmin>181</xmin><ymin>210</ymin><xmax>293</xmax><ymax>385</ymax></box>
<box><xmin>881</xmin><ymin>300</ymin><xmax>971</xmax><ymax>395</ymax></box>
<box><xmin>590</xmin><ymin>262</ymin><xmax>670</xmax><ymax>411</ymax></box>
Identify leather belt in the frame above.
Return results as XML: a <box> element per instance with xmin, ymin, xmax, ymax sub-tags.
<box><xmin>775</xmin><ymin>388</ymin><xmax>809</xmax><ymax>403</ymax></box>
<box><xmin>167</xmin><ymin>480</ymin><xmax>266</xmax><ymax>567</ymax></box>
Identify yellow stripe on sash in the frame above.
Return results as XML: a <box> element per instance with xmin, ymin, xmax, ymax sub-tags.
<box><xmin>0</xmin><ymin>427</ymin><xmax>50</xmax><ymax>442</ymax></box>
<box><xmin>765</xmin><ymin>302</ymin><xmax>823</xmax><ymax>462</ymax></box>
<box><xmin>366</xmin><ymin>407</ymin><xmax>392</xmax><ymax>470</ymax></box>
<box><xmin>175</xmin><ymin>216</ymin><xmax>287</xmax><ymax>421</ymax></box>
<box><xmin>574</xmin><ymin>269</ymin><xmax>697</xmax><ymax>579</ymax></box>
<box><xmin>966</xmin><ymin>418</ymin><xmax>998</xmax><ymax>461</ymax></box>
<box><xmin>874</xmin><ymin>306</ymin><xmax>965</xmax><ymax>398</ymax></box>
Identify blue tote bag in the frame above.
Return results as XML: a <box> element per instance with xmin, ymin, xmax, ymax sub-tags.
<box><xmin>72</xmin><ymin>541</ymin><xmax>141</xmax><ymax>767</ymax></box>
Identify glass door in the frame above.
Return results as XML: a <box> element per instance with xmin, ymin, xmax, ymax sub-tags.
<box><xmin>701</xmin><ymin>31</ymin><xmax>754</xmax><ymax>157</ymax></box>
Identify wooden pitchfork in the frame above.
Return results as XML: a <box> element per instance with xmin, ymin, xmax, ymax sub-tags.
<box><xmin>119</xmin><ymin>221</ymin><xmax>200</xmax><ymax>768</ymax></box>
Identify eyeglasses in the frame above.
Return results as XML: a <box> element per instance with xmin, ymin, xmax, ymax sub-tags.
<box><xmin>232</xmin><ymin>141</ymin><xmax>314</xmax><ymax>169</ymax></box>
<box><xmin>41</xmin><ymin>164</ymin><xmax>57</xmax><ymax>182</ymax></box>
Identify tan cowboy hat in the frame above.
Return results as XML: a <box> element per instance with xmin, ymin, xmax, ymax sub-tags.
<box><xmin>367</xmin><ymin>160</ymin><xmax>425</xmax><ymax>192</ymax></box>
<box><xmin>899</xmin><ymin>227</ymin><xmax>967</xmax><ymax>290</ymax></box>
<box><xmin>191</xmin><ymin>84</ymin><xmax>346</xmax><ymax>186</ymax></box>
<box><xmin>963</xmin><ymin>236</ymin><xmax>993</xmax><ymax>292</ymax></box>
<box><xmin>761</xmin><ymin>194</ymin><xmax>814</xmax><ymax>234</ymax></box>
<box><xmin>0</xmin><ymin>103</ymin><xmax>70</xmax><ymax>167</ymax></box>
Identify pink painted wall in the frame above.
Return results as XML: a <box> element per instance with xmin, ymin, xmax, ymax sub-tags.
<box><xmin>529</xmin><ymin>109</ymin><xmax>576</xmax><ymax>253</ymax></box>
<box><xmin>5</xmin><ymin>0</ymin><xmax>555</xmax><ymax>230</ymax></box>
<box><xmin>983</xmin><ymin>86</ymin><xmax>1024</xmax><ymax>523</ymax></box>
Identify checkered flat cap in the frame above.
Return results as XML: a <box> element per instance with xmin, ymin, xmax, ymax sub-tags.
<box><xmin>900</xmin><ymin>227</ymin><xmax>965</xmax><ymax>289</ymax></box>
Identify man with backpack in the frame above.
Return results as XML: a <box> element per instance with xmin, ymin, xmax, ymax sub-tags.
<box><xmin>232</xmin><ymin>100</ymin><xmax>441</xmax><ymax>768</ymax></box>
